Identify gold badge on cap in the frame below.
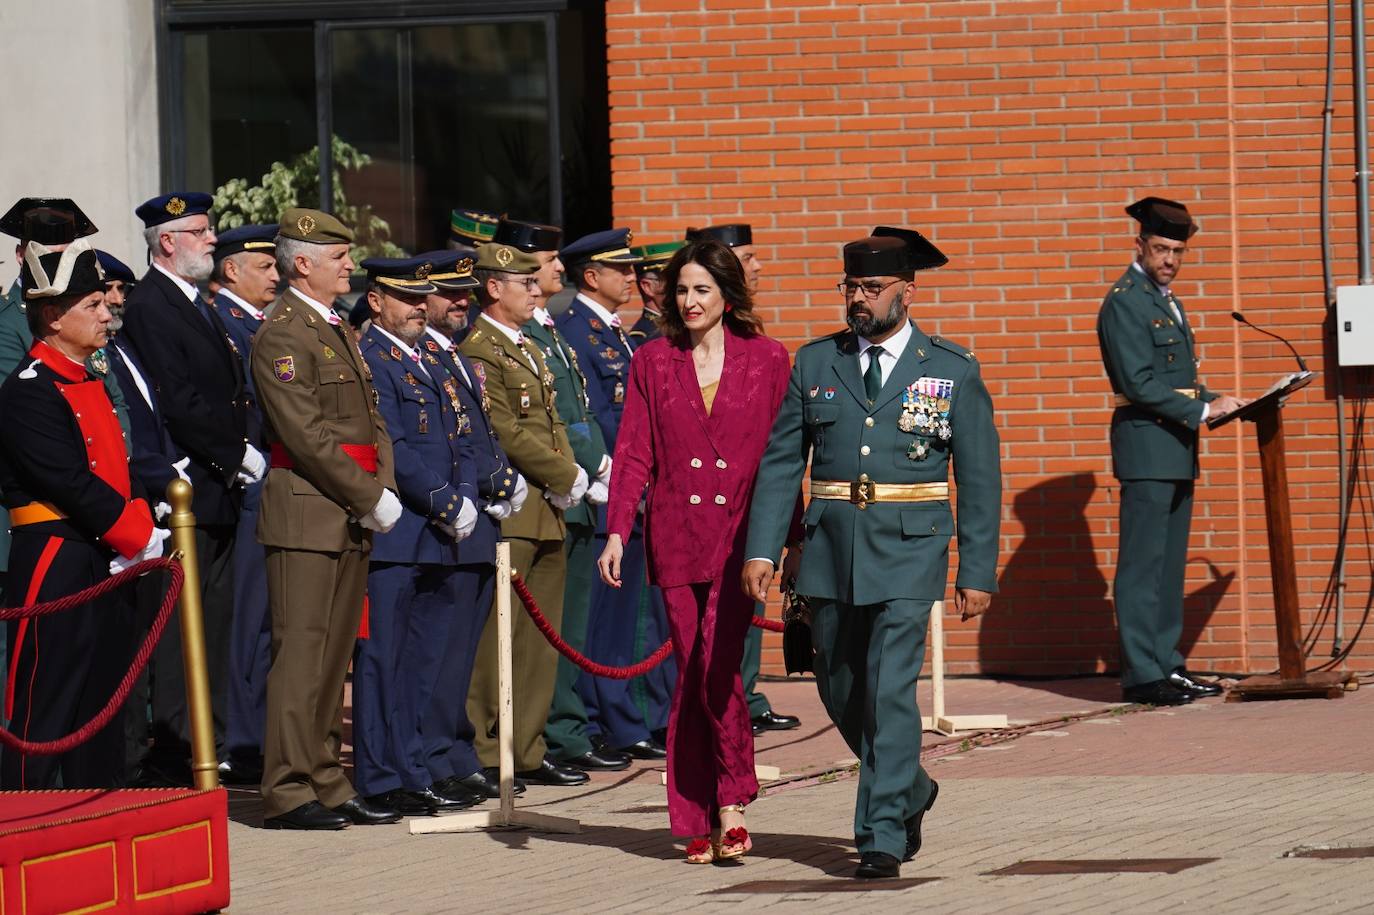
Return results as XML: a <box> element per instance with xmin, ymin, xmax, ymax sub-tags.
<box><xmin>417</xmin><ymin>262</ymin><xmax>432</xmax><ymax>278</ymax></box>
<box><xmin>495</xmin><ymin>246</ymin><xmax>514</xmax><ymax>267</ymax></box>
<box><xmin>297</xmin><ymin>214</ymin><xmax>317</xmax><ymax>236</ymax></box>
<box><xmin>456</xmin><ymin>257</ymin><xmax>474</xmax><ymax>273</ymax></box>
<box><xmin>165</xmin><ymin>197</ymin><xmax>186</xmax><ymax>216</ymax></box>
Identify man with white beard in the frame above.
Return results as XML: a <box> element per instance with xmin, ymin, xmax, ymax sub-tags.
<box><xmin>120</xmin><ymin>192</ymin><xmax>258</xmax><ymax>784</ymax></box>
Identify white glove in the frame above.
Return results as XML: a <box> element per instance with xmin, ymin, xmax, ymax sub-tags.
<box><xmin>154</xmin><ymin>502</ymin><xmax>172</xmax><ymax>522</ymax></box>
<box><xmin>484</xmin><ymin>499</ymin><xmax>513</xmax><ymax>520</ymax></box>
<box><xmin>110</xmin><ymin>526</ymin><xmax>171</xmax><ymax>575</ymax></box>
<box><xmin>173</xmin><ymin>457</ymin><xmax>191</xmax><ymax>484</ymax></box>
<box><xmin>545</xmin><ymin>489</ymin><xmax>575</xmax><ymax>510</ymax></box>
<box><xmin>510</xmin><ymin>474</ymin><xmax>529</xmax><ymax>513</ymax></box>
<box><xmin>586</xmin><ymin>479</ymin><xmax>609</xmax><ymax>505</ymax></box>
<box><xmin>596</xmin><ymin>457</ymin><xmax>613</xmax><ymax>485</ymax></box>
<box><xmin>454</xmin><ymin>497</ymin><xmax>478</xmax><ymax>541</ymax></box>
<box><xmin>237</xmin><ymin>443</ymin><xmax>266</xmax><ymax>485</ymax></box>
<box><xmin>359</xmin><ymin>489</ymin><xmax>403</xmax><ymax>533</ymax></box>
<box><xmin>569</xmin><ymin>467</ymin><xmax>590</xmax><ymax>503</ymax></box>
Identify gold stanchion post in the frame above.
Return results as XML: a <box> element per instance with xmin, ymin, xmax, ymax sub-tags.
<box><xmin>166</xmin><ymin>479</ymin><xmax>220</xmax><ymax>791</ymax></box>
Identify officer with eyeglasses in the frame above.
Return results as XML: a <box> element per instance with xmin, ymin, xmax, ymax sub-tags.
<box><xmin>742</xmin><ymin>226</ymin><xmax>1001</xmax><ymax>879</ymax></box>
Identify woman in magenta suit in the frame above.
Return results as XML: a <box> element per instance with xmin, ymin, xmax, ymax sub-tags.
<box><xmin>597</xmin><ymin>239</ymin><xmax>792</xmax><ymax>863</ymax></box>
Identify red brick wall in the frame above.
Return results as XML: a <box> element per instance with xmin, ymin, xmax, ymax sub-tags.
<box><xmin>606</xmin><ymin>0</ymin><xmax>1371</xmax><ymax>678</ymax></box>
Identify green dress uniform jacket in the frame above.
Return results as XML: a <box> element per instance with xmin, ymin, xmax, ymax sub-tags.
<box><xmin>460</xmin><ymin>314</ymin><xmax>580</xmax><ymax>770</ymax></box>
<box><xmin>1096</xmin><ymin>266</ymin><xmax>1219</xmax><ymax>688</ymax></box>
<box><xmin>250</xmin><ymin>287</ymin><xmax>396</xmax><ymax>818</ymax></box>
<box><xmin>745</xmin><ymin>321</ymin><xmax>1001</xmax><ymax>602</ymax></box>
<box><xmin>1097</xmin><ymin>266</ymin><xmax>1218</xmax><ymax>481</ymax></box>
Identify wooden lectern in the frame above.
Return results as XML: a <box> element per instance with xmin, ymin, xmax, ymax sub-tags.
<box><xmin>1208</xmin><ymin>371</ymin><xmax>1353</xmax><ymax>700</ymax></box>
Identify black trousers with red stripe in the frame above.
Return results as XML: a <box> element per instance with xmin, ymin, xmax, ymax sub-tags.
<box><xmin>1</xmin><ymin>525</ymin><xmax>133</xmax><ymax>789</ymax></box>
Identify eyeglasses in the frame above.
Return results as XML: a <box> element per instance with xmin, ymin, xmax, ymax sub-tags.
<box><xmin>165</xmin><ymin>226</ymin><xmax>215</xmax><ymax>240</ymax></box>
<box><xmin>499</xmin><ymin>276</ymin><xmax>538</xmax><ymax>291</ymax></box>
<box><xmin>837</xmin><ymin>279</ymin><xmax>904</xmax><ymax>301</ymax></box>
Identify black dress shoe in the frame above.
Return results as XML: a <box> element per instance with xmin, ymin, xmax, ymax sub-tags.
<box><xmin>650</xmin><ymin>727</ymin><xmax>668</xmax><ymax>746</ymax></box>
<box><xmin>1122</xmin><ymin>679</ymin><xmax>1193</xmax><ymax>706</ymax></box>
<box><xmin>855</xmin><ymin>851</ymin><xmax>901</xmax><ymax>879</ymax></box>
<box><xmin>331</xmin><ymin>797</ymin><xmax>402</xmax><ymax>825</ymax></box>
<box><xmin>560</xmin><ymin>749</ymin><xmax>632</xmax><ymax>771</ymax></box>
<box><xmin>366</xmin><ymin>788</ymin><xmax>438</xmax><ymax>815</ymax></box>
<box><xmin>904</xmin><ymin>780</ymin><xmax>939</xmax><ymax>861</ymax></box>
<box><xmin>405</xmin><ymin>785</ymin><xmax>471</xmax><ymax>812</ymax></box>
<box><xmin>515</xmin><ymin>758</ymin><xmax>590</xmax><ymax>786</ymax></box>
<box><xmin>263</xmin><ymin>801</ymin><xmax>349</xmax><ymax>831</ymax></box>
<box><xmin>751</xmin><ymin>710</ymin><xmax>801</xmax><ymax>734</ymax></box>
<box><xmin>1169</xmin><ymin>670</ymin><xmax>1224</xmax><ymax>698</ymax></box>
<box><xmin>218</xmin><ymin>756</ymin><xmax>264</xmax><ymax>786</ymax></box>
<box><xmin>618</xmin><ymin>738</ymin><xmax>667</xmax><ymax>760</ymax></box>
<box><xmin>476</xmin><ymin>767</ymin><xmax>526</xmax><ymax>796</ymax></box>
<box><xmin>432</xmin><ymin>776</ymin><xmax>485</xmax><ymax>806</ymax></box>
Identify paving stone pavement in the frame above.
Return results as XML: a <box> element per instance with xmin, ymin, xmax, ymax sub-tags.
<box><xmin>226</xmin><ymin>678</ymin><xmax>1374</xmax><ymax>913</ymax></box>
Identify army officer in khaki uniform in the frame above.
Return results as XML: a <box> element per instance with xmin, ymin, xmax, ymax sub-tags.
<box><xmin>252</xmin><ymin>208</ymin><xmax>403</xmax><ymax>830</ymax></box>
<box><xmin>1097</xmin><ymin>197</ymin><xmax>1244</xmax><ymax>707</ymax></box>
<box><xmin>461</xmin><ymin>242</ymin><xmax>591</xmax><ymax>787</ymax></box>
<box><xmin>743</xmin><ymin>227</ymin><xmax>1001</xmax><ymax>880</ymax></box>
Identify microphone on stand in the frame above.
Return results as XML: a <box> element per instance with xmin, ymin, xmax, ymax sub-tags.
<box><xmin>1231</xmin><ymin>311</ymin><xmax>1309</xmax><ymax>374</ymax></box>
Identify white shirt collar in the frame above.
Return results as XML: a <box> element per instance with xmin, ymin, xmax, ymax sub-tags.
<box><xmin>215</xmin><ymin>287</ymin><xmax>265</xmax><ymax>321</ymax></box>
<box><xmin>532</xmin><ymin>305</ymin><xmax>554</xmax><ymax>327</ymax></box>
<box><xmin>575</xmin><ymin>293</ymin><xmax>618</xmax><ymax>327</ymax></box>
<box><xmin>372</xmin><ymin>325</ymin><xmax>423</xmax><ymax>362</ymax></box>
<box><xmin>152</xmin><ymin>262</ymin><xmax>200</xmax><ymax>303</ymax></box>
<box><xmin>288</xmin><ymin>287</ymin><xmax>341</xmax><ymax>325</ymax></box>
<box><xmin>425</xmin><ymin>325</ymin><xmax>454</xmax><ymax>351</ymax></box>
<box><xmin>858</xmin><ymin>319</ymin><xmax>913</xmax><ymax>360</ymax></box>
<box><xmin>479</xmin><ymin>313</ymin><xmax>525</xmax><ymax>346</ymax></box>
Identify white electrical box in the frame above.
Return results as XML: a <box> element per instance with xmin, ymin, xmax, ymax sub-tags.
<box><xmin>1337</xmin><ymin>285</ymin><xmax>1374</xmax><ymax>366</ymax></box>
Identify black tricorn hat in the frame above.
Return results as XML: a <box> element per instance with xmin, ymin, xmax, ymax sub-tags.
<box><xmin>0</xmin><ymin>197</ymin><xmax>98</xmax><ymax>245</ymax></box>
<box><xmin>1126</xmin><ymin>196</ymin><xmax>1197</xmax><ymax>241</ymax></box>
<box><xmin>871</xmin><ymin>225</ymin><xmax>948</xmax><ymax>271</ymax></box>
<box><xmin>686</xmin><ymin>223</ymin><xmax>752</xmax><ymax>248</ymax></box>
<box><xmin>493</xmin><ymin>217</ymin><xmax>562</xmax><ymax>253</ymax></box>
<box><xmin>843</xmin><ymin>237</ymin><xmax>910</xmax><ymax>277</ymax></box>
<box><xmin>21</xmin><ymin>239</ymin><xmax>106</xmax><ymax>300</ymax></box>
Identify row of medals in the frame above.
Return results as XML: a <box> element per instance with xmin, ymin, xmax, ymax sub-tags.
<box><xmin>898</xmin><ymin>390</ymin><xmax>951</xmax><ymax>461</ymax></box>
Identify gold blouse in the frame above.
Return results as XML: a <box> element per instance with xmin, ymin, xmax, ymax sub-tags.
<box><xmin>700</xmin><ymin>380</ymin><xmax>720</xmax><ymax>416</ymax></box>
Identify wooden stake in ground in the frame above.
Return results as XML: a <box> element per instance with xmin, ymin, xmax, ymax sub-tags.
<box><xmin>922</xmin><ymin>600</ymin><xmax>1009</xmax><ymax>736</ymax></box>
<box><xmin>410</xmin><ymin>542</ymin><xmax>580</xmax><ymax>836</ymax></box>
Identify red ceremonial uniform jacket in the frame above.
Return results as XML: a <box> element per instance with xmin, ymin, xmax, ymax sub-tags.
<box><xmin>606</xmin><ymin>326</ymin><xmax>791</xmax><ymax>588</ymax></box>
<box><xmin>0</xmin><ymin>340</ymin><xmax>154</xmax><ymax>558</ymax></box>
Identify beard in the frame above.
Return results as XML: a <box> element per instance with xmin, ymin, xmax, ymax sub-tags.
<box><xmin>846</xmin><ymin>295</ymin><xmax>906</xmax><ymax>339</ymax></box>
<box><xmin>173</xmin><ymin>247</ymin><xmax>214</xmax><ymax>283</ymax></box>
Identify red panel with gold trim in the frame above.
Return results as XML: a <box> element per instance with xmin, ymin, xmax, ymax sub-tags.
<box><xmin>0</xmin><ymin>787</ymin><xmax>228</xmax><ymax>914</ymax></box>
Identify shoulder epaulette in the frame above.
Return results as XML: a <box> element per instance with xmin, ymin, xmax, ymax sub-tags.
<box><xmin>930</xmin><ymin>334</ymin><xmax>975</xmax><ymax>361</ymax></box>
<box><xmin>271</xmin><ymin>303</ymin><xmax>294</xmax><ymax>323</ymax></box>
<box><xmin>800</xmin><ymin>329</ymin><xmax>849</xmax><ymax>351</ymax></box>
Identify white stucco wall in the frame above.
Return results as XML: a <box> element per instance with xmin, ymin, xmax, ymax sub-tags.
<box><xmin>0</xmin><ymin>0</ymin><xmax>160</xmax><ymax>287</ymax></box>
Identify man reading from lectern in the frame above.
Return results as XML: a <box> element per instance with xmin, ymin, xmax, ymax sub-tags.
<box><xmin>1096</xmin><ymin>196</ymin><xmax>1246</xmax><ymax>707</ymax></box>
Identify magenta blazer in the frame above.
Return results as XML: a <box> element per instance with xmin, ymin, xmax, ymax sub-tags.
<box><xmin>606</xmin><ymin>326</ymin><xmax>792</xmax><ymax>589</ymax></box>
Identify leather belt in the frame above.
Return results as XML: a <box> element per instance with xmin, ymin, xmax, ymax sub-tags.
<box><xmin>270</xmin><ymin>443</ymin><xmax>379</xmax><ymax>474</ymax></box>
<box><xmin>810</xmin><ymin>480</ymin><xmax>949</xmax><ymax>505</ymax></box>
<box><xmin>10</xmin><ymin>501</ymin><xmax>67</xmax><ymax>526</ymax></box>
<box><xmin>1112</xmin><ymin>388</ymin><xmax>1197</xmax><ymax>408</ymax></box>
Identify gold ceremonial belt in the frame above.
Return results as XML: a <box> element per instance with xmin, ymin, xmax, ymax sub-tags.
<box><xmin>10</xmin><ymin>501</ymin><xmax>67</xmax><ymax>526</ymax></box>
<box><xmin>810</xmin><ymin>480</ymin><xmax>949</xmax><ymax>505</ymax></box>
<box><xmin>1112</xmin><ymin>388</ymin><xmax>1197</xmax><ymax>408</ymax></box>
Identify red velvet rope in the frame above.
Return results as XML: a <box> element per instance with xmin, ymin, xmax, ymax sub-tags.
<box><xmin>510</xmin><ymin>574</ymin><xmax>783</xmax><ymax>679</ymax></box>
<box><xmin>0</xmin><ymin>558</ymin><xmax>184</xmax><ymax>756</ymax></box>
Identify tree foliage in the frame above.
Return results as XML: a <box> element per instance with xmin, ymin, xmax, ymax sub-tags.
<box><xmin>212</xmin><ymin>136</ymin><xmax>405</xmax><ymax>265</ymax></box>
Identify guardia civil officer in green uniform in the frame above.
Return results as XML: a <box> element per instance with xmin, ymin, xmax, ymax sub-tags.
<box><xmin>1097</xmin><ymin>197</ymin><xmax>1243</xmax><ymax>706</ymax></box>
<box><xmin>493</xmin><ymin>216</ymin><xmax>630</xmax><ymax>773</ymax></box>
<box><xmin>742</xmin><ymin>227</ymin><xmax>1001</xmax><ymax>880</ymax></box>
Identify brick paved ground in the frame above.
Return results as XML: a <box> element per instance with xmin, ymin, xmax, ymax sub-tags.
<box><xmin>227</xmin><ymin>678</ymin><xmax>1374</xmax><ymax>913</ymax></box>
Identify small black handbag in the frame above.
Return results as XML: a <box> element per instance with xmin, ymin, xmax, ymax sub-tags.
<box><xmin>781</xmin><ymin>578</ymin><xmax>814</xmax><ymax>675</ymax></box>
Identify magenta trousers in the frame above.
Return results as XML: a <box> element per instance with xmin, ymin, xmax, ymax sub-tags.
<box><xmin>661</xmin><ymin>560</ymin><xmax>759</xmax><ymax>837</ymax></box>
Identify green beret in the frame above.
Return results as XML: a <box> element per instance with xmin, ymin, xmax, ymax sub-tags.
<box><xmin>278</xmin><ymin>208</ymin><xmax>355</xmax><ymax>244</ymax></box>
<box><xmin>476</xmin><ymin>243</ymin><xmax>540</xmax><ymax>274</ymax></box>
<box><xmin>631</xmin><ymin>239</ymin><xmax>685</xmax><ymax>270</ymax></box>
